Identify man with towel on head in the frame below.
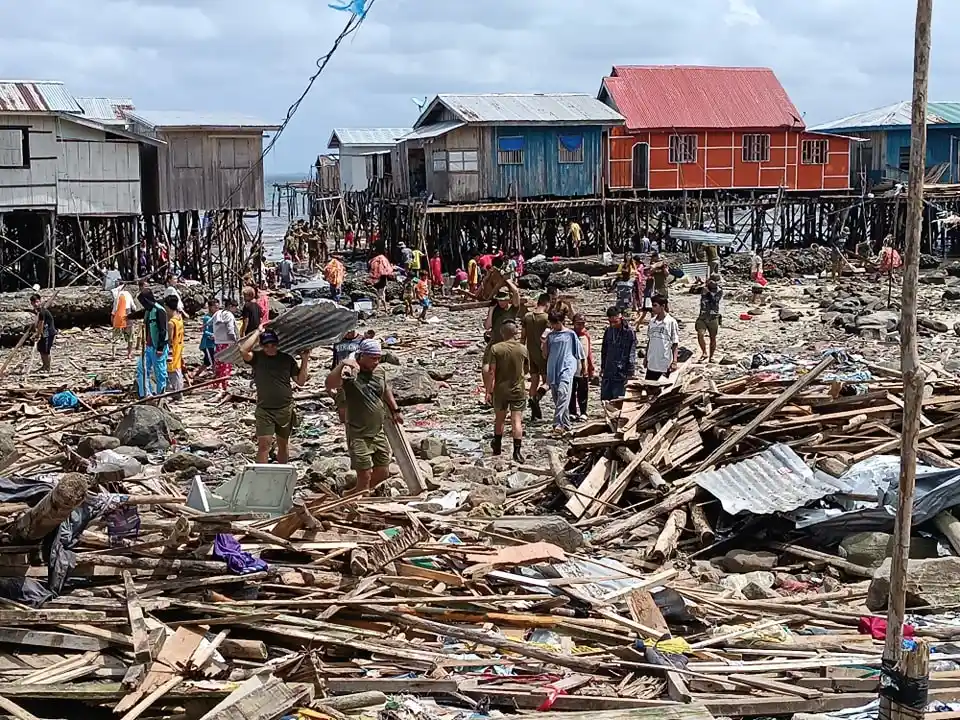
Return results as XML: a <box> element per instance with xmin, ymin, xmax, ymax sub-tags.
<box><xmin>326</xmin><ymin>338</ymin><xmax>402</xmax><ymax>493</ymax></box>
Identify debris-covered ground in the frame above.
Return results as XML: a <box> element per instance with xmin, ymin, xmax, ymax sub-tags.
<box><xmin>3</xmin><ymin>250</ymin><xmax>960</xmax><ymax>719</ymax></box>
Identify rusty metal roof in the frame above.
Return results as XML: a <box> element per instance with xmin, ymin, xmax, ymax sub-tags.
<box><xmin>691</xmin><ymin>443</ymin><xmax>853</xmax><ymax>516</ymax></box>
<box><xmin>600</xmin><ymin>66</ymin><xmax>804</xmax><ymax>131</ymax></box>
<box><xmin>75</xmin><ymin>96</ymin><xmax>136</xmax><ymax>124</ymax></box>
<box><xmin>418</xmin><ymin>94</ymin><xmax>624</xmax><ymax>127</ymax></box>
<box><xmin>0</xmin><ymin>81</ymin><xmax>82</xmax><ymax>113</ymax></box>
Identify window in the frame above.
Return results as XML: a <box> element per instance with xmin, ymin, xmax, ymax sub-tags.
<box><xmin>0</xmin><ymin>128</ymin><xmax>27</xmax><ymax>168</ymax></box>
<box><xmin>801</xmin><ymin>138</ymin><xmax>829</xmax><ymax>165</ymax></box>
<box><xmin>898</xmin><ymin>146</ymin><xmax>911</xmax><ymax>172</ymax></box>
<box><xmin>432</xmin><ymin>150</ymin><xmax>447</xmax><ymax>172</ymax></box>
<box><xmin>742</xmin><ymin>134</ymin><xmax>771</xmax><ymax>163</ymax></box>
<box><xmin>448</xmin><ymin>150</ymin><xmax>478</xmax><ymax>172</ymax></box>
<box><xmin>558</xmin><ymin>134</ymin><xmax>584</xmax><ymax>163</ymax></box>
<box><xmin>172</xmin><ymin>137</ymin><xmax>202</xmax><ymax>169</ymax></box>
<box><xmin>668</xmin><ymin>134</ymin><xmax>697</xmax><ymax>164</ymax></box>
<box><xmin>217</xmin><ymin>138</ymin><xmax>251</xmax><ymax>169</ymax></box>
<box><xmin>497</xmin><ymin>136</ymin><xmax>524</xmax><ymax>165</ymax></box>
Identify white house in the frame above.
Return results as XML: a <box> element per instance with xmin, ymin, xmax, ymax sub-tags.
<box><xmin>327</xmin><ymin>128</ymin><xmax>410</xmax><ymax>192</ymax></box>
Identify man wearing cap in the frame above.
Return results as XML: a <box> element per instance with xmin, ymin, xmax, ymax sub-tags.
<box><xmin>240</xmin><ymin>324</ymin><xmax>310</xmax><ymax>464</ymax></box>
<box><xmin>482</xmin><ymin>321</ymin><xmax>527</xmax><ymax>462</ymax></box>
<box><xmin>326</xmin><ymin>339</ymin><xmax>401</xmax><ymax>493</ymax></box>
<box><xmin>482</xmin><ymin>279</ymin><xmax>520</xmax><ymax>394</ymax></box>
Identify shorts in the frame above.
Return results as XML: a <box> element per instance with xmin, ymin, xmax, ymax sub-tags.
<box><xmin>37</xmin><ymin>334</ymin><xmax>55</xmax><ymax>355</ymax></box>
<box><xmin>255</xmin><ymin>404</ymin><xmax>297</xmax><ymax>440</ymax></box>
<box><xmin>528</xmin><ymin>350</ymin><xmax>547</xmax><ymax>376</ymax></box>
<box><xmin>695</xmin><ymin>316</ymin><xmax>720</xmax><ymax>337</ymax></box>
<box><xmin>113</xmin><ymin>326</ymin><xmax>133</xmax><ymax>342</ymax></box>
<box><xmin>167</xmin><ymin>369</ymin><xmax>184</xmax><ymax>394</ymax></box>
<box><xmin>493</xmin><ymin>389</ymin><xmax>525</xmax><ymax>412</ymax></box>
<box><xmin>420</xmin><ymin>298</ymin><xmax>432</xmax><ymax>309</ymax></box>
<box><xmin>645</xmin><ymin>369</ymin><xmax>671</xmax><ymax>381</ymax></box>
<box><xmin>348</xmin><ymin>431</ymin><xmax>391</xmax><ymax>471</ymax></box>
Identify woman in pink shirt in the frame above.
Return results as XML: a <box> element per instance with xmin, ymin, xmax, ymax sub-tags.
<box><xmin>369</xmin><ymin>252</ymin><xmax>394</xmax><ymax>311</ymax></box>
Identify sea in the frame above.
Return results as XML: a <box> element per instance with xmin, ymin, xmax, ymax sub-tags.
<box><xmin>256</xmin><ymin>173</ymin><xmax>309</xmax><ymax>261</ymax></box>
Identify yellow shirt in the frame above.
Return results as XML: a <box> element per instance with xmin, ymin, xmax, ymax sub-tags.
<box><xmin>569</xmin><ymin>222</ymin><xmax>582</xmax><ymax>243</ymax></box>
<box><xmin>468</xmin><ymin>259</ymin><xmax>479</xmax><ymax>284</ymax></box>
<box><xmin>167</xmin><ymin>315</ymin><xmax>184</xmax><ymax>372</ymax></box>
<box><xmin>410</xmin><ymin>249</ymin><xmax>424</xmax><ymax>271</ymax></box>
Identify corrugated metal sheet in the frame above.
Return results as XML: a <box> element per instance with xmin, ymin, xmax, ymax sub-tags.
<box><xmin>427</xmin><ymin>94</ymin><xmax>624</xmax><ymax>126</ymax></box>
<box><xmin>128</xmin><ymin>110</ymin><xmax>280</xmax><ymax>131</ymax></box>
<box><xmin>401</xmin><ymin>121</ymin><xmax>465</xmax><ymax>141</ymax></box>
<box><xmin>0</xmin><ymin>81</ymin><xmax>81</xmax><ymax>113</ymax></box>
<box><xmin>670</xmin><ymin>229</ymin><xmax>736</xmax><ymax>246</ymax></box>
<box><xmin>215</xmin><ymin>301</ymin><xmax>358</xmax><ymax>365</ymax></box>
<box><xmin>810</xmin><ymin>101</ymin><xmax>960</xmax><ymax>132</ymax></box>
<box><xmin>692</xmin><ymin>443</ymin><xmax>853</xmax><ymax>515</ymax></box>
<box><xmin>328</xmin><ymin>128</ymin><xmax>411</xmax><ymax>148</ymax></box>
<box><xmin>601</xmin><ymin>66</ymin><xmax>804</xmax><ymax>131</ymax></box>
<box><xmin>75</xmin><ymin>96</ymin><xmax>136</xmax><ymax>123</ymax></box>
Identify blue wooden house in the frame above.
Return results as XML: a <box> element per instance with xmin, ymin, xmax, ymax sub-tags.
<box><xmin>811</xmin><ymin>101</ymin><xmax>960</xmax><ymax>187</ymax></box>
<box><xmin>391</xmin><ymin>93</ymin><xmax>624</xmax><ymax>203</ymax></box>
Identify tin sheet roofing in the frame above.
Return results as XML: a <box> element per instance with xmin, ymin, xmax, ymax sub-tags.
<box><xmin>420</xmin><ymin>94</ymin><xmax>624</xmax><ymax>126</ymax></box>
<box><xmin>127</xmin><ymin>110</ymin><xmax>280</xmax><ymax>131</ymax></box>
<box><xmin>328</xmin><ymin>128</ymin><xmax>412</xmax><ymax>148</ymax></box>
<box><xmin>400</xmin><ymin>121</ymin><xmax>465</xmax><ymax>141</ymax></box>
<box><xmin>601</xmin><ymin>66</ymin><xmax>804</xmax><ymax>131</ymax></box>
<box><xmin>0</xmin><ymin>81</ymin><xmax>82</xmax><ymax>113</ymax></box>
<box><xmin>75</xmin><ymin>96</ymin><xmax>136</xmax><ymax>123</ymax></box>
<box><xmin>692</xmin><ymin>443</ymin><xmax>853</xmax><ymax>516</ymax></box>
<box><xmin>810</xmin><ymin>101</ymin><xmax>960</xmax><ymax>131</ymax></box>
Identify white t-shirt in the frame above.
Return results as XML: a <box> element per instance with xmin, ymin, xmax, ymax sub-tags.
<box><xmin>647</xmin><ymin>313</ymin><xmax>680</xmax><ymax>373</ymax></box>
<box><xmin>111</xmin><ymin>289</ymin><xmax>134</xmax><ymax>316</ymax></box>
<box><xmin>212</xmin><ymin>309</ymin><xmax>238</xmax><ymax>344</ymax></box>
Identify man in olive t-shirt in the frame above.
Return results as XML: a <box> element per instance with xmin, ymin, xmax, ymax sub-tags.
<box><xmin>326</xmin><ymin>338</ymin><xmax>402</xmax><ymax>493</ymax></box>
<box><xmin>482</xmin><ymin>322</ymin><xmax>528</xmax><ymax>463</ymax></box>
<box><xmin>240</xmin><ymin>326</ymin><xmax>310</xmax><ymax>464</ymax></box>
<box><xmin>521</xmin><ymin>293</ymin><xmax>550</xmax><ymax>421</ymax></box>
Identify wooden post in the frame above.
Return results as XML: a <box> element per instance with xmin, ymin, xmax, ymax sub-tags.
<box><xmin>882</xmin><ymin>0</ymin><xmax>933</xmax><ymax>698</ymax></box>
<box><xmin>880</xmin><ymin>637</ymin><xmax>929</xmax><ymax>720</ymax></box>
<box><xmin>10</xmin><ymin>473</ymin><xmax>87</xmax><ymax>542</ymax></box>
<box><xmin>45</xmin><ymin>213</ymin><xmax>55</xmax><ymax>288</ymax></box>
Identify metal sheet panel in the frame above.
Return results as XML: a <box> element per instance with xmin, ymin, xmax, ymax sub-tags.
<box><xmin>328</xmin><ymin>128</ymin><xmax>411</xmax><ymax>147</ymax></box>
<box><xmin>0</xmin><ymin>81</ymin><xmax>82</xmax><ymax>113</ymax></box>
<box><xmin>602</xmin><ymin>66</ymin><xmax>804</xmax><ymax>131</ymax></box>
<box><xmin>215</xmin><ymin>301</ymin><xmax>358</xmax><ymax>365</ymax></box>
<box><xmin>811</xmin><ymin>101</ymin><xmax>960</xmax><ymax>132</ymax></box>
<box><xmin>75</xmin><ymin>97</ymin><xmax>135</xmax><ymax>123</ymax></box>
<box><xmin>128</xmin><ymin>110</ymin><xmax>279</xmax><ymax>131</ymax></box>
<box><xmin>670</xmin><ymin>229</ymin><xmax>736</xmax><ymax>246</ymax></box>
<box><xmin>433</xmin><ymin>94</ymin><xmax>623</xmax><ymax>126</ymax></box>
<box><xmin>692</xmin><ymin>443</ymin><xmax>853</xmax><ymax>516</ymax></box>
<box><xmin>401</xmin><ymin>121</ymin><xmax>465</xmax><ymax>141</ymax></box>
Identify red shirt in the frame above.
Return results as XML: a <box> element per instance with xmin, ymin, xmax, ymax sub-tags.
<box><xmin>478</xmin><ymin>254</ymin><xmax>493</xmax><ymax>271</ymax></box>
<box><xmin>430</xmin><ymin>256</ymin><xmax>442</xmax><ymax>284</ymax></box>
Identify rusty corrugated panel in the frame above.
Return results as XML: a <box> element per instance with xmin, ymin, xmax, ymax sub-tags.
<box><xmin>602</xmin><ymin>66</ymin><xmax>804</xmax><ymax>131</ymax></box>
<box><xmin>215</xmin><ymin>301</ymin><xmax>358</xmax><ymax>365</ymax></box>
<box><xmin>0</xmin><ymin>81</ymin><xmax>82</xmax><ymax>113</ymax></box>
<box><xmin>76</xmin><ymin>97</ymin><xmax>136</xmax><ymax>123</ymax></box>
<box><xmin>692</xmin><ymin>443</ymin><xmax>853</xmax><ymax>516</ymax></box>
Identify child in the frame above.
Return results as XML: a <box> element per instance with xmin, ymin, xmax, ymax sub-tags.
<box><xmin>197</xmin><ymin>298</ymin><xmax>218</xmax><ymax>374</ymax></box>
<box><xmin>164</xmin><ymin>295</ymin><xmax>185</xmax><ymax>396</ymax></box>
<box><xmin>570</xmin><ymin>313</ymin><xmax>594</xmax><ymax>420</ymax></box>
<box><xmin>454</xmin><ymin>268</ymin><xmax>468</xmax><ymax>290</ymax></box>
<box><xmin>403</xmin><ymin>275</ymin><xmax>416</xmax><ymax>316</ymax></box>
<box><xmin>415</xmin><ymin>270</ymin><xmax>431</xmax><ymax>322</ymax></box>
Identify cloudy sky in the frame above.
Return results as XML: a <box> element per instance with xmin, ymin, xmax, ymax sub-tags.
<box><xmin>0</xmin><ymin>0</ymin><xmax>955</xmax><ymax>174</ymax></box>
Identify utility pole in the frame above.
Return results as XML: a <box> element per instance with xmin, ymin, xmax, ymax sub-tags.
<box><xmin>881</xmin><ymin>1</ymin><xmax>933</xmax><ymax>718</ymax></box>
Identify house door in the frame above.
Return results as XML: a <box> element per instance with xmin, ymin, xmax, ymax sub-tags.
<box><xmin>408</xmin><ymin>148</ymin><xmax>426</xmax><ymax>195</ymax></box>
<box><xmin>632</xmin><ymin>143</ymin><xmax>649</xmax><ymax>190</ymax></box>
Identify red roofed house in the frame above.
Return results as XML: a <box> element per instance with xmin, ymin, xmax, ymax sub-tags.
<box><xmin>598</xmin><ymin>66</ymin><xmax>851</xmax><ymax>192</ymax></box>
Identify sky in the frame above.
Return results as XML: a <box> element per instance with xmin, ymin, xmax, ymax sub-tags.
<box><xmin>0</xmin><ymin>0</ymin><xmax>957</xmax><ymax>175</ymax></box>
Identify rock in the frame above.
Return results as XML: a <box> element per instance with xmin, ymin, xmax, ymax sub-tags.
<box><xmin>417</xmin><ymin>460</ymin><xmax>437</xmax><ymax>489</ymax></box>
<box><xmin>921</xmin><ymin>253</ymin><xmax>942</xmax><ymax>270</ymax></box>
<box><xmin>381</xmin><ymin>351</ymin><xmax>401</xmax><ymax>366</ymax></box>
<box><xmin>190</xmin><ymin>432</ymin><xmax>224</xmax><ymax>452</ymax></box>
<box><xmin>467</xmin><ymin>484</ymin><xmax>507</xmax><ymax>509</ymax></box>
<box><xmin>518</xmin><ymin>274</ymin><xmax>542</xmax><ymax>290</ymax></box>
<box><xmin>427</xmin><ymin>369</ymin><xmax>455</xmax><ymax>382</ymax></box>
<box><xmin>919</xmin><ymin>316</ymin><xmax>949</xmax><ymax>333</ymax></box>
<box><xmin>286</xmin><ymin>444</ymin><xmax>306</xmax><ymax>461</ymax></box>
<box><xmin>487</xmin><ymin>516</ymin><xmax>583</xmax><ymax>553</ymax></box>
<box><xmin>114</xmin><ymin>406</ymin><xmax>171</xmax><ymax>450</ymax></box>
<box><xmin>955</xmin><ymin>322</ymin><xmax>960</xmax><ymax>337</ymax></box>
<box><xmin>827</xmin><ymin>299</ymin><xmax>860</xmax><ymax>313</ymax></box>
<box><xmin>820</xmin><ymin>312</ymin><xmax>840</xmax><ymax>327</ymax></box>
<box><xmin>114</xmin><ymin>445</ymin><xmax>149</xmax><ymax>463</ymax></box>
<box><xmin>389</xmin><ymin>462</ymin><xmax>401</xmax><ymax>477</ymax></box>
<box><xmin>855</xmin><ymin>310</ymin><xmax>900</xmax><ymax>333</ymax></box>
<box><xmin>742</xmin><ymin>580</ymin><xmax>781</xmax><ymax>600</ymax></box>
<box><xmin>390</xmin><ymin>368</ymin><xmax>439</xmax><ymax>406</ymax></box>
<box><xmin>720</xmin><ymin>549</ymin><xmax>778</xmax><ymax>573</ymax></box>
<box><xmin>778</xmin><ymin>308</ymin><xmax>801</xmax><ymax>322</ymax></box>
<box><xmin>460</xmin><ymin>464</ymin><xmax>497</xmax><ymax>484</ymax></box>
<box><xmin>76</xmin><ymin>435</ymin><xmax>120</xmax><ymax>458</ymax></box>
<box><xmin>920</xmin><ymin>270</ymin><xmax>948</xmax><ymax>285</ymax></box>
<box><xmin>867</xmin><ymin>557</ymin><xmax>960</xmax><ymax>611</ymax></box>
<box><xmin>690</xmin><ymin>560</ymin><xmax>723</xmax><ymax>584</ymax></box>
<box><xmin>162</xmin><ymin>452</ymin><xmax>213</xmax><ymax>473</ymax></box>
<box><xmin>308</xmin><ymin>456</ymin><xmax>352</xmax><ymax>482</ymax></box>
<box><xmin>227</xmin><ymin>441</ymin><xmax>258</xmax><ymax>457</ymax></box>
<box><xmin>546</xmin><ymin>271</ymin><xmax>591</xmax><ymax>290</ymax></box>
<box><xmin>946</xmin><ymin>261</ymin><xmax>960</xmax><ymax>277</ymax></box>
<box><xmin>839</xmin><ymin>532</ymin><xmax>891</xmax><ymax>569</ymax></box>
<box><xmin>418</xmin><ymin>437</ymin><xmax>447</xmax><ymax>460</ymax></box>
<box><xmin>944</xmin><ymin>288</ymin><xmax>960</xmax><ymax>301</ymax></box>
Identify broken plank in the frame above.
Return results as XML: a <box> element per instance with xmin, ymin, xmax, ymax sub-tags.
<box><xmin>565</xmin><ymin>457</ymin><xmax>610</xmax><ymax>519</ymax></box>
<box><xmin>0</xmin><ymin>629</ymin><xmax>108</xmax><ymax>652</ymax></box>
<box><xmin>124</xmin><ymin>570</ymin><xmax>153</xmax><ymax>664</ymax></box>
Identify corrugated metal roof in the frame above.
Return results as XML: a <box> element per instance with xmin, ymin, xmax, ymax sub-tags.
<box><xmin>421</xmin><ymin>94</ymin><xmax>624</xmax><ymax>126</ymax></box>
<box><xmin>215</xmin><ymin>301</ymin><xmax>358</xmax><ymax>365</ymax></box>
<box><xmin>75</xmin><ymin>96</ymin><xmax>136</xmax><ymax>123</ymax></box>
<box><xmin>400</xmin><ymin>121</ymin><xmax>465</xmax><ymax>141</ymax></box>
<box><xmin>692</xmin><ymin>443</ymin><xmax>853</xmax><ymax>515</ymax></box>
<box><xmin>0</xmin><ymin>81</ymin><xmax>82</xmax><ymax>113</ymax></box>
<box><xmin>328</xmin><ymin>128</ymin><xmax>412</xmax><ymax>148</ymax></box>
<box><xmin>601</xmin><ymin>66</ymin><xmax>804</xmax><ymax>131</ymax></box>
<box><xmin>810</xmin><ymin>101</ymin><xmax>960</xmax><ymax>132</ymax></box>
<box><xmin>127</xmin><ymin>110</ymin><xmax>280</xmax><ymax>131</ymax></box>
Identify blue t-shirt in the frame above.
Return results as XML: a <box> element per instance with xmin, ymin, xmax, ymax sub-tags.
<box><xmin>200</xmin><ymin>314</ymin><xmax>215</xmax><ymax>350</ymax></box>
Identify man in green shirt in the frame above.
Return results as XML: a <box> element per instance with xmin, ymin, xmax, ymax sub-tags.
<box><xmin>483</xmin><ymin>322</ymin><xmax>528</xmax><ymax>463</ymax></box>
<box><xmin>326</xmin><ymin>338</ymin><xmax>402</xmax><ymax>493</ymax></box>
<box><xmin>482</xmin><ymin>279</ymin><xmax>521</xmax><ymax>402</ymax></box>
<box><xmin>521</xmin><ymin>293</ymin><xmax>550</xmax><ymax>421</ymax></box>
<box><xmin>240</xmin><ymin>326</ymin><xmax>310</xmax><ymax>464</ymax></box>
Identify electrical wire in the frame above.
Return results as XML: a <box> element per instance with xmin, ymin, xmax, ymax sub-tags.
<box><xmin>217</xmin><ymin>0</ymin><xmax>377</xmax><ymax>211</ymax></box>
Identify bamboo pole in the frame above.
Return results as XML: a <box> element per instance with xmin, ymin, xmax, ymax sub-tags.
<box><xmin>882</xmin><ymin>0</ymin><xmax>933</xmax><ymax>693</ymax></box>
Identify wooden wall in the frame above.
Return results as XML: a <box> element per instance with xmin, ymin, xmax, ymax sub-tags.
<box><xmin>0</xmin><ymin>115</ymin><xmax>57</xmax><ymax>210</ymax></box>
<box><xmin>57</xmin><ymin>119</ymin><xmax>141</xmax><ymax>216</ymax></box>
<box><xmin>154</xmin><ymin>130</ymin><xmax>266</xmax><ymax>212</ymax></box>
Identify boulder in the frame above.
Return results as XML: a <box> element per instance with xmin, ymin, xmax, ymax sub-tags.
<box><xmin>518</xmin><ymin>275</ymin><xmax>543</xmax><ymax>290</ymax></box>
<box><xmin>460</xmin><ymin>464</ymin><xmax>497</xmax><ymax>485</ymax></box>
<box><xmin>720</xmin><ymin>549</ymin><xmax>778</xmax><ymax>573</ymax></box>
<box><xmin>76</xmin><ymin>435</ymin><xmax>121</xmax><ymax>458</ymax></box>
<box><xmin>867</xmin><ymin>557</ymin><xmax>960</xmax><ymax>611</ymax></box>
<box><xmin>919</xmin><ymin>317</ymin><xmax>949</xmax><ymax>334</ymax></box>
<box><xmin>526</xmin><ymin>257</ymin><xmax>618</xmax><ymax>278</ymax></box>
<box><xmin>946</xmin><ymin>261</ymin><xmax>960</xmax><ymax>277</ymax></box>
<box><xmin>467</xmin><ymin>484</ymin><xmax>507</xmax><ymax>509</ymax></box>
<box><xmin>114</xmin><ymin>406</ymin><xmax>171</xmax><ymax>450</ymax></box>
<box><xmin>427</xmin><ymin>368</ymin><xmax>455</xmax><ymax>382</ymax></box>
<box><xmin>920</xmin><ymin>270</ymin><xmax>948</xmax><ymax>285</ymax></box>
<box><xmin>114</xmin><ymin>445</ymin><xmax>149</xmax><ymax>464</ymax></box>
<box><xmin>487</xmin><ymin>516</ymin><xmax>583</xmax><ymax>553</ymax></box>
<box><xmin>944</xmin><ymin>288</ymin><xmax>960</xmax><ymax>302</ymax></box>
<box><xmin>189</xmin><ymin>432</ymin><xmax>224</xmax><ymax>452</ymax></box>
<box><xmin>308</xmin><ymin>456</ymin><xmax>352</xmax><ymax>482</ymax></box>
<box><xmin>820</xmin><ymin>312</ymin><xmax>840</xmax><ymax>327</ymax></box>
<box><xmin>381</xmin><ymin>351</ymin><xmax>401</xmax><ymax>366</ymax></box>
<box><xmin>839</xmin><ymin>532</ymin><xmax>891</xmax><ymax>569</ymax></box>
<box><xmin>162</xmin><ymin>452</ymin><xmax>213</xmax><ymax>473</ymax></box>
<box><xmin>546</xmin><ymin>271</ymin><xmax>591</xmax><ymax>290</ymax></box>
<box><xmin>227</xmin><ymin>440</ymin><xmax>258</xmax><ymax>457</ymax></box>
<box><xmin>920</xmin><ymin>253</ymin><xmax>942</xmax><ymax>270</ymax></box>
<box><xmin>390</xmin><ymin>368</ymin><xmax>439</xmax><ymax>406</ymax></box>
<box><xmin>827</xmin><ymin>299</ymin><xmax>861</xmax><ymax>314</ymax></box>
<box><xmin>418</xmin><ymin>437</ymin><xmax>447</xmax><ymax>460</ymax></box>
<box><xmin>779</xmin><ymin>308</ymin><xmax>802</xmax><ymax>322</ymax></box>
<box><xmin>855</xmin><ymin>311</ymin><xmax>900</xmax><ymax>333</ymax></box>
<box><xmin>690</xmin><ymin>560</ymin><xmax>724</xmax><ymax>584</ymax></box>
